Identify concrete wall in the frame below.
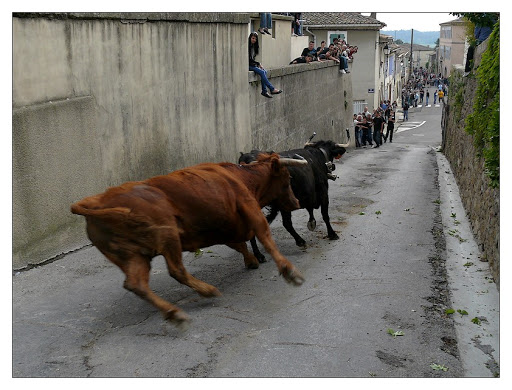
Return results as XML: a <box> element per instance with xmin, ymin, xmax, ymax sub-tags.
<box><xmin>290</xmin><ymin>35</ymin><xmax>309</xmax><ymax>61</ymax></box>
<box><xmin>250</xmin><ymin>14</ymin><xmax>297</xmax><ymax>68</ymax></box>
<box><xmin>13</xmin><ymin>12</ymin><xmax>354</xmax><ymax>269</ymax></box>
<box><xmin>442</xmin><ymin>39</ymin><xmax>500</xmax><ymax>286</ymax></box>
<box><xmin>305</xmin><ymin>28</ymin><xmax>380</xmax><ymax>111</ymax></box>
<box><xmin>248</xmin><ymin>61</ymin><xmax>353</xmax><ymax>151</ymax></box>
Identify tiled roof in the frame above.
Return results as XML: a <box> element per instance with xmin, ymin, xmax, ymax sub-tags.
<box><xmin>395</xmin><ymin>43</ymin><xmax>435</xmax><ymax>51</ymax></box>
<box><xmin>440</xmin><ymin>17</ymin><xmax>465</xmax><ymax>25</ymax></box>
<box><xmin>302</xmin><ymin>12</ymin><xmax>386</xmax><ymax>28</ymax></box>
<box><xmin>389</xmin><ymin>44</ymin><xmax>410</xmax><ymax>56</ymax></box>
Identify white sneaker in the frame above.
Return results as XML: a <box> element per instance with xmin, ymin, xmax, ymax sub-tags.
<box><xmin>339</xmin><ymin>69</ymin><xmax>346</xmax><ymax>74</ymax></box>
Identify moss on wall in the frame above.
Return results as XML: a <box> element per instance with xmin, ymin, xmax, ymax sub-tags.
<box><xmin>443</xmin><ymin>28</ymin><xmax>500</xmax><ymax>286</ymax></box>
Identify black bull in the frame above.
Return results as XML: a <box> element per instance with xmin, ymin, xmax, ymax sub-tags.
<box><xmin>239</xmin><ymin>140</ymin><xmax>348</xmax><ymax>262</ymax></box>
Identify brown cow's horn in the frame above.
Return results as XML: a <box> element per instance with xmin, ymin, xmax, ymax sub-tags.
<box><xmin>336</xmin><ymin>142</ymin><xmax>350</xmax><ymax>148</ymax></box>
<box><xmin>279</xmin><ymin>157</ymin><xmax>308</xmax><ymax>166</ymax></box>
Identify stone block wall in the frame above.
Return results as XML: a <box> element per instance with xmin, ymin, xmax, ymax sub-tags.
<box><xmin>442</xmin><ymin>39</ymin><xmax>500</xmax><ymax>286</ymax></box>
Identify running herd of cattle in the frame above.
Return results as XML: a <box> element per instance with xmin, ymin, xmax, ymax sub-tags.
<box><xmin>71</xmin><ymin>136</ymin><xmax>349</xmax><ymax>327</ymax></box>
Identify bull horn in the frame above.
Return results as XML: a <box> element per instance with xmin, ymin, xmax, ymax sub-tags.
<box><xmin>336</xmin><ymin>128</ymin><xmax>351</xmax><ymax>147</ymax></box>
<box><xmin>304</xmin><ymin>142</ymin><xmax>315</xmax><ymax>146</ymax></box>
<box><xmin>279</xmin><ymin>157</ymin><xmax>308</xmax><ymax>166</ymax></box>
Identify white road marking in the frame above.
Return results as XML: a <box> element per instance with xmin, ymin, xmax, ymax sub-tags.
<box><xmin>395</xmin><ymin>121</ymin><xmax>426</xmax><ymax>134</ymax></box>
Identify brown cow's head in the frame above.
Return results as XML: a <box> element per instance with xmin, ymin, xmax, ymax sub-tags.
<box><xmin>256</xmin><ymin>153</ymin><xmax>306</xmax><ymax>212</ymax></box>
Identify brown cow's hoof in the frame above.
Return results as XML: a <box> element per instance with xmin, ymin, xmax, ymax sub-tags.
<box><xmin>281</xmin><ymin>267</ymin><xmax>305</xmax><ymax>286</ymax></box>
<box><xmin>328</xmin><ymin>233</ymin><xmax>339</xmax><ymax>240</ymax></box>
<box><xmin>199</xmin><ymin>285</ymin><xmax>222</xmax><ymax>297</ymax></box>
<box><xmin>165</xmin><ymin>310</ymin><xmax>191</xmax><ymax>330</ymax></box>
<box><xmin>307</xmin><ymin>220</ymin><xmax>316</xmax><ymax>231</ymax></box>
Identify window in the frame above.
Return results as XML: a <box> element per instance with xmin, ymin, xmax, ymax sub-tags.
<box><xmin>353</xmin><ymin>100</ymin><xmax>368</xmax><ymax>115</ymax></box>
<box><xmin>440</xmin><ymin>45</ymin><xmax>451</xmax><ymax>60</ymax></box>
<box><xmin>328</xmin><ymin>31</ymin><xmax>348</xmax><ymax>44</ymax></box>
<box><xmin>441</xmin><ymin>26</ymin><xmax>452</xmax><ymax>39</ymax></box>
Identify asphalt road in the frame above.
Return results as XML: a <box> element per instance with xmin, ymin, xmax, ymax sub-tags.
<box><xmin>12</xmin><ymin>101</ymin><xmax>499</xmax><ymax>379</ymax></box>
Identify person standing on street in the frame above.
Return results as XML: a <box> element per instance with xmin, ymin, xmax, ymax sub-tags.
<box><xmin>438</xmin><ymin>89</ymin><xmax>445</xmax><ymax>104</ymax></box>
<box><xmin>366</xmin><ymin>112</ymin><xmax>374</xmax><ymax>147</ymax></box>
<box><xmin>403</xmin><ymin>101</ymin><xmax>409</xmax><ymax>121</ymax></box>
<box><xmin>372</xmin><ymin>110</ymin><xmax>385</xmax><ymax>148</ymax></box>
<box><xmin>426</xmin><ymin>90</ymin><xmax>430</xmax><ymax>105</ymax></box>
<box><xmin>384</xmin><ymin>104</ymin><xmax>391</xmax><ymax>123</ymax></box>
<box><xmin>354</xmin><ymin>114</ymin><xmax>362</xmax><ymax>148</ymax></box>
<box><xmin>384</xmin><ymin>110</ymin><xmax>395</xmax><ymax>143</ymax></box>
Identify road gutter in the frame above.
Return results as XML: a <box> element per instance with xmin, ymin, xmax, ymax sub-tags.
<box><xmin>436</xmin><ymin>149</ymin><xmax>500</xmax><ymax>377</ymax></box>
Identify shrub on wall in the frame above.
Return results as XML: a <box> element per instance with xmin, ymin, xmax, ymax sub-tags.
<box><xmin>464</xmin><ymin>20</ymin><xmax>500</xmax><ymax>188</ymax></box>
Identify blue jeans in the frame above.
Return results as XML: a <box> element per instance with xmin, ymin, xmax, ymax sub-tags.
<box><xmin>260</xmin><ymin>13</ymin><xmax>272</xmax><ymax>29</ymax></box>
<box><xmin>355</xmin><ymin>128</ymin><xmax>362</xmax><ymax>147</ymax></box>
<box><xmin>362</xmin><ymin>128</ymin><xmax>372</xmax><ymax>145</ymax></box>
<box><xmin>250</xmin><ymin>66</ymin><xmax>275</xmax><ymax>93</ymax></box>
<box><xmin>339</xmin><ymin>56</ymin><xmax>348</xmax><ymax>70</ymax></box>
<box><xmin>294</xmin><ymin>21</ymin><xmax>301</xmax><ymax>35</ymax></box>
<box><xmin>403</xmin><ymin>109</ymin><xmax>408</xmax><ymax>121</ymax></box>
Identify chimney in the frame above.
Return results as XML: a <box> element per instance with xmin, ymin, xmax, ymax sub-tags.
<box><xmin>370</xmin><ymin>12</ymin><xmax>377</xmax><ymax>19</ymax></box>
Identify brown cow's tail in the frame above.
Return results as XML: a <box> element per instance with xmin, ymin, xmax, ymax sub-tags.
<box><xmin>70</xmin><ymin>199</ymin><xmax>131</xmax><ymax>218</ymax></box>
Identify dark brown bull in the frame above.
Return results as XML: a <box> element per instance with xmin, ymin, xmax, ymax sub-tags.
<box><xmin>71</xmin><ymin>153</ymin><xmax>306</xmax><ymax>327</ymax></box>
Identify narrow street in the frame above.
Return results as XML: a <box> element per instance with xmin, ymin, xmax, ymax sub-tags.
<box><xmin>12</xmin><ymin>101</ymin><xmax>499</xmax><ymax>378</ymax></box>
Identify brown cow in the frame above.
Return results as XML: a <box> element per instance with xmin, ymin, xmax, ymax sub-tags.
<box><xmin>71</xmin><ymin>153</ymin><xmax>306</xmax><ymax>327</ymax></box>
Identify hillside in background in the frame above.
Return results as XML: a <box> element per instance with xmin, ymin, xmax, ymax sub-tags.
<box><xmin>382</xmin><ymin>30</ymin><xmax>439</xmax><ymax>47</ymax></box>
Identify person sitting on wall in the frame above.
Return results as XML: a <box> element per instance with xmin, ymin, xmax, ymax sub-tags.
<box><xmin>317</xmin><ymin>51</ymin><xmax>339</xmax><ymax>63</ymax></box>
<box><xmin>338</xmin><ymin>45</ymin><xmax>350</xmax><ymax>74</ymax></box>
<box><xmin>248</xmin><ymin>32</ymin><xmax>282</xmax><ymax>98</ymax></box>
<box><xmin>289</xmin><ymin>54</ymin><xmax>314</xmax><ymax>64</ymax></box>
<box><xmin>317</xmin><ymin>41</ymin><xmax>327</xmax><ymax>55</ymax></box>
<box><xmin>301</xmin><ymin>41</ymin><xmax>318</xmax><ymax>59</ymax></box>
<box><xmin>348</xmin><ymin>45</ymin><xmax>358</xmax><ymax>59</ymax></box>
<box><xmin>292</xmin><ymin>13</ymin><xmax>302</xmax><ymax>36</ymax></box>
<box><xmin>258</xmin><ymin>13</ymin><xmax>272</xmax><ymax>35</ymax></box>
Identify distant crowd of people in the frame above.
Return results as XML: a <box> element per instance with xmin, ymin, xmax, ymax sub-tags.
<box><xmin>401</xmin><ymin>67</ymin><xmax>448</xmax><ymax>111</ymax></box>
<box><xmin>289</xmin><ymin>37</ymin><xmax>358</xmax><ymax>74</ymax></box>
<box><xmin>353</xmin><ymin>101</ymin><xmax>397</xmax><ymax>148</ymax></box>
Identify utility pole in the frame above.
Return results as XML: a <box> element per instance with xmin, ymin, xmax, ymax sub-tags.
<box><xmin>410</xmin><ymin>29</ymin><xmax>414</xmax><ymax>79</ymax></box>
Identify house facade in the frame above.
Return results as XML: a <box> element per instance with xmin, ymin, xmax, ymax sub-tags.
<box><xmin>438</xmin><ymin>17</ymin><xmax>467</xmax><ymax>77</ymax></box>
<box><xmin>395</xmin><ymin>43</ymin><xmax>435</xmax><ymax>70</ymax></box>
<box><xmin>301</xmin><ymin>12</ymin><xmax>386</xmax><ymax>113</ymax></box>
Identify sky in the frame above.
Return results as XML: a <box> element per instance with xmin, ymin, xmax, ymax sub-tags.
<box><xmin>365</xmin><ymin>13</ymin><xmax>455</xmax><ymax>32</ymax></box>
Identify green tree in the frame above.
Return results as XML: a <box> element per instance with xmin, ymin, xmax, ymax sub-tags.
<box><xmin>450</xmin><ymin>12</ymin><xmax>499</xmax><ymax>28</ymax></box>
